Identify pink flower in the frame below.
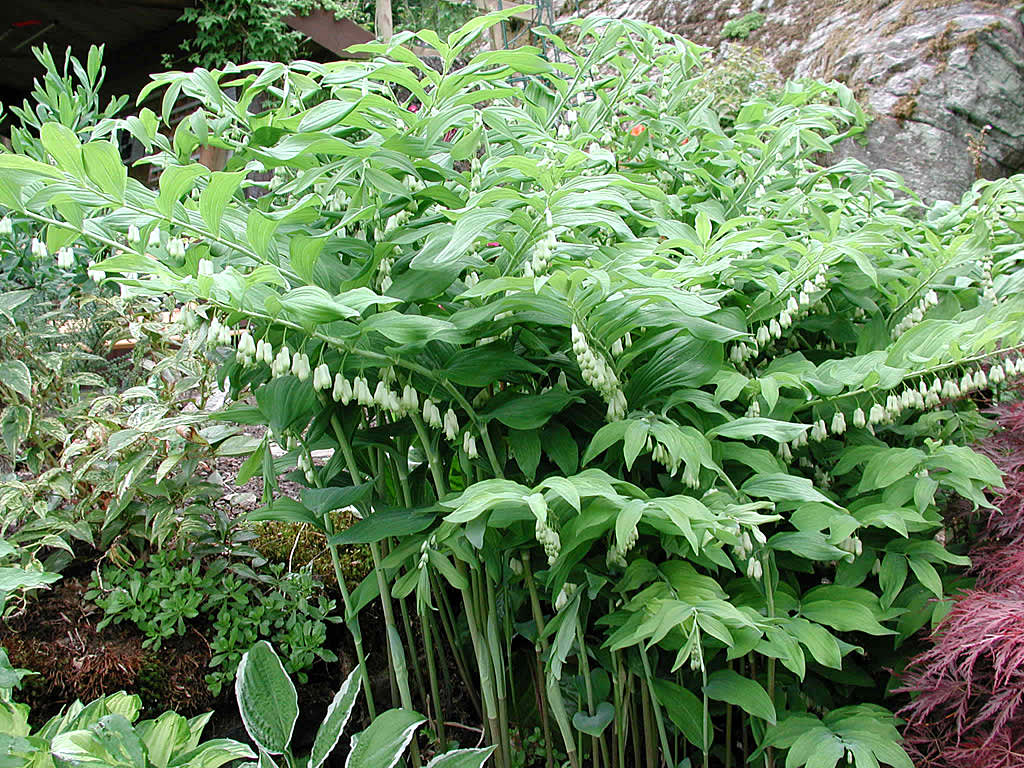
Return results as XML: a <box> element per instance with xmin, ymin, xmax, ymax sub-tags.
<box><xmin>487</xmin><ymin>241</ymin><xmax>500</xmax><ymax>247</ymax></box>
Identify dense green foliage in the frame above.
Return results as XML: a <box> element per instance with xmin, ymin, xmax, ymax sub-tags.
<box><xmin>169</xmin><ymin>0</ymin><xmax>477</xmax><ymax>69</ymax></box>
<box><xmin>0</xmin><ymin>647</ymin><xmax>255</xmax><ymax>768</ymax></box>
<box><xmin>0</xmin><ymin>10</ymin><xmax>1023</xmax><ymax>767</ymax></box>
<box><xmin>87</xmin><ymin>550</ymin><xmax>339</xmax><ymax>695</ymax></box>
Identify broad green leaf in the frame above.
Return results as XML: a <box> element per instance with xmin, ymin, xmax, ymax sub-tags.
<box><xmin>707</xmin><ymin>417</ymin><xmax>809</xmax><ymax>442</ymax></box>
<box><xmin>344</xmin><ymin>708</ymin><xmax>424</xmax><ymax>768</ymax></box>
<box><xmin>703</xmin><ymin>669</ymin><xmax>776</xmax><ymax>724</ymax></box>
<box><xmin>234</xmin><ymin>641</ymin><xmax>298</xmax><ymax>754</ymax></box>
<box><xmin>40</xmin><ymin>123</ymin><xmax>85</xmax><ymax>178</ymax></box>
<box><xmin>742</xmin><ymin>473</ymin><xmax>837</xmax><ymax>506</ymax></box>
<box><xmin>0</xmin><ymin>360</ymin><xmax>32</xmax><ymax>400</ymax></box>
<box><xmin>199</xmin><ymin>170</ymin><xmax>247</xmax><ymax>236</ymax></box>
<box><xmin>157</xmin><ymin>164</ymin><xmax>207</xmax><ymax>217</ymax></box>
<box><xmin>302</xmin><ymin>483</ymin><xmax>375</xmax><ymax>515</ymax></box>
<box><xmin>330</xmin><ymin>507</ymin><xmax>436</xmax><ymax>545</ymax></box>
<box><xmin>652</xmin><ymin>678</ymin><xmax>705</xmax><ymax>749</ymax></box>
<box><xmin>82</xmin><ymin>141</ymin><xmax>127</xmax><ymax>201</ymax></box>
<box><xmin>423</xmin><ymin>747</ymin><xmax>497</xmax><ymax>768</ymax></box>
<box><xmin>572</xmin><ymin>701</ymin><xmax>615</xmax><ymax>737</ymax></box>
<box><xmin>485</xmin><ymin>391</ymin><xmax>581</xmax><ymax>430</ymax></box>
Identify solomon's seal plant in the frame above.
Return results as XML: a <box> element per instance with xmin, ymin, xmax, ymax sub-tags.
<box><xmin>0</xmin><ymin>8</ymin><xmax>1023</xmax><ymax>767</ymax></box>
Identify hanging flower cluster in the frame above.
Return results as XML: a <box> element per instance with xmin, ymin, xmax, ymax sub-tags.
<box><xmin>571</xmin><ymin>323</ymin><xmax>628</xmax><ymax>421</ymax></box>
<box><xmin>29</xmin><ymin>237</ymin><xmax>48</xmax><ymax>259</ymax></box>
<box><xmin>980</xmin><ymin>252</ymin><xmax>997</xmax><ymax>303</ymax></box>
<box><xmin>892</xmin><ymin>289</ymin><xmax>939</xmax><ymax>339</ymax></box>
<box><xmin>783</xmin><ymin>354</ymin><xmax>1024</xmax><ymax>456</ymax></box>
<box><xmin>732</xmin><ymin>263</ymin><xmax>829</xmax><ymax>364</ymax></box>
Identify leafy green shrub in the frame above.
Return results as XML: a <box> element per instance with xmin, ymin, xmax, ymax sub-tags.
<box><xmin>0</xmin><ymin>539</ymin><xmax>59</xmax><ymax>618</ymax></box>
<box><xmin>0</xmin><ymin>43</ymin><xmax>233</xmax><ymax>568</ymax></box>
<box><xmin>86</xmin><ymin>548</ymin><xmax>340</xmax><ymax>695</ymax></box>
<box><xmin>0</xmin><ymin>647</ymin><xmax>254</xmax><ymax>768</ymax></box>
<box><xmin>0</xmin><ymin>11</ymin><xmax>1022</xmax><ymax>768</ymax></box>
<box><xmin>722</xmin><ymin>11</ymin><xmax>766</xmax><ymax>39</ymax></box>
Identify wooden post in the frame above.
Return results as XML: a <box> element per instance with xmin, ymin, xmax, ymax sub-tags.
<box><xmin>376</xmin><ymin>0</ymin><xmax>394</xmax><ymax>42</ymax></box>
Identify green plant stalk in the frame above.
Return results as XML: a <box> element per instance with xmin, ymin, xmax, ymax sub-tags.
<box><xmin>702</xmin><ymin>664</ymin><xmax>710</xmax><ymax>768</ymax></box>
<box><xmin>485</xmin><ymin>572</ymin><xmax>512</xmax><ymax>768</ymax></box>
<box><xmin>372</xmin><ymin>542</ymin><xmax>421</xmax><ymax>768</ymax></box>
<box><xmin>762</xmin><ymin>551</ymin><xmax>777</xmax><ymax>768</ymax></box>
<box><xmin>640</xmin><ymin>649</ymin><xmax>674</xmax><ymax>767</ymax></box>
<box><xmin>410</xmin><ymin>410</ymin><xmax>448</xmax><ymax>498</ymax></box>
<box><xmin>457</xmin><ymin>560</ymin><xmax>504</xmax><ymax>767</ymax></box>
<box><xmin>418</xmin><ymin>597</ymin><xmax>447</xmax><ymax>747</ymax></box>
<box><xmin>323</xmin><ymin>511</ymin><xmax>376</xmax><ymax>719</ymax></box>
<box><xmin>399</xmin><ymin>590</ymin><xmax>429</xmax><ymax>719</ymax></box>
<box><xmin>725</xmin><ymin>698</ymin><xmax>733</xmax><ymax>768</ymax></box>
<box><xmin>639</xmin><ymin>672</ymin><xmax>656</xmax><ymax>768</ymax></box>
<box><xmin>576</xmin><ymin>617</ymin><xmax>609</xmax><ymax>768</ymax></box>
<box><xmin>522</xmin><ymin>553</ymin><xmax>557</xmax><ymax>768</ymax></box>
<box><xmin>431</xmin><ymin>570</ymin><xmax>480</xmax><ymax>717</ymax></box>
<box><xmin>629</xmin><ymin>672</ymin><xmax>641</xmax><ymax>768</ymax></box>
<box><xmin>327</xmin><ymin>407</ymin><xmax>416</xmax><ymax>760</ymax></box>
<box><xmin>306</xmin><ymin>416</ymin><xmax>376</xmax><ymax>718</ymax></box>
<box><xmin>547</xmin><ymin>673</ymin><xmax>581</xmax><ymax>768</ymax></box>
<box><xmin>612</xmin><ymin>649</ymin><xmax>626</xmax><ymax>768</ymax></box>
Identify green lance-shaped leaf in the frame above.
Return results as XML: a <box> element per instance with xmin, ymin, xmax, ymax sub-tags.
<box><xmin>171</xmin><ymin>739</ymin><xmax>256</xmax><ymax>768</ymax></box>
<box><xmin>157</xmin><ymin>164</ymin><xmax>207</xmax><ymax>218</ymax></box>
<box><xmin>309</xmin><ymin>665</ymin><xmax>363</xmax><ymax>768</ymax></box>
<box><xmin>423</xmin><ymin>746</ymin><xmax>497</xmax><ymax>768</ymax></box>
<box><xmin>703</xmin><ymin>669</ymin><xmax>776</xmax><ymax>725</ymax></box>
<box><xmin>199</xmin><ymin>170</ymin><xmax>247</xmax><ymax>236</ymax></box>
<box><xmin>82</xmin><ymin>141</ymin><xmax>127</xmax><ymax>202</ymax></box>
<box><xmin>652</xmin><ymin>678</ymin><xmax>705</xmax><ymax>750</ymax></box>
<box><xmin>344</xmin><ymin>708</ymin><xmax>424</xmax><ymax>768</ymax></box>
<box><xmin>234</xmin><ymin>641</ymin><xmax>299</xmax><ymax>755</ymax></box>
<box><xmin>0</xmin><ymin>360</ymin><xmax>32</xmax><ymax>401</ymax></box>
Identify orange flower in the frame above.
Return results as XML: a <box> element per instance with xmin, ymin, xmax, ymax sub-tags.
<box><xmin>629</xmin><ymin>124</ymin><xmax>646</xmax><ymax>137</ymax></box>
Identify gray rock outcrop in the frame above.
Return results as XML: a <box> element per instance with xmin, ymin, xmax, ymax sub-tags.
<box><xmin>564</xmin><ymin>0</ymin><xmax>1024</xmax><ymax>202</ymax></box>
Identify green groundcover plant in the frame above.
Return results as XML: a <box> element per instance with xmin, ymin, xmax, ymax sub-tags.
<box><xmin>1</xmin><ymin>8</ymin><xmax>1024</xmax><ymax>767</ymax></box>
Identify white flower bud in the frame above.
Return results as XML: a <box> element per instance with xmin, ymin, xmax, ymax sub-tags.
<box><xmin>127</xmin><ymin>224</ymin><xmax>141</xmax><ymax>243</ymax></box>
<box><xmin>292</xmin><ymin>352</ymin><xmax>310</xmax><ymax>381</ymax></box>
<box><xmin>148</xmin><ymin>227</ymin><xmax>161</xmax><ymax>246</ymax></box>
<box><xmin>852</xmin><ymin>407</ymin><xmax>866</xmax><ymax>428</ymax></box>
<box><xmin>443</xmin><ymin>408</ymin><xmax>459</xmax><ymax>440</ymax></box>
<box><xmin>869</xmin><ymin>404</ymin><xmax>886</xmax><ymax>425</ymax></box>
<box><xmin>831</xmin><ymin>411</ymin><xmax>847</xmax><ymax>435</ymax></box>
<box><xmin>0</xmin><ymin>217</ymin><xmax>12</xmax><ymax>235</ymax></box>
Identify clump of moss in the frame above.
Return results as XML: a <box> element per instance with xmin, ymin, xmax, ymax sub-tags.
<box><xmin>136</xmin><ymin>656</ymin><xmax>168</xmax><ymax>714</ymax></box>
<box><xmin>891</xmin><ymin>93</ymin><xmax>918</xmax><ymax>120</ymax></box>
<box><xmin>250</xmin><ymin>509</ymin><xmax>372</xmax><ymax>589</ymax></box>
<box><xmin>722</xmin><ymin>12</ymin><xmax>766</xmax><ymax>40</ymax></box>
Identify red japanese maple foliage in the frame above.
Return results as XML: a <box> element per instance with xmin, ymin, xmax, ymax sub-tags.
<box><xmin>898</xmin><ymin>397</ymin><xmax>1024</xmax><ymax>768</ymax></box>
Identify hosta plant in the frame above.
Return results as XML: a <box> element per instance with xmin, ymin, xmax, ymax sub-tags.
<box><xmin>0</xmin><ymin>9</ymin><xmax>1023</xmax><ymax>767</ymax></box>
<box><xmin>235</xmin><ymin>640</ymin><xmax>495</xmax><ymax>768</ymax></box>
<box><xmin>0</xmin><ymin>647</ymin><xmax>255</xmax><ymax>768</ymax></box>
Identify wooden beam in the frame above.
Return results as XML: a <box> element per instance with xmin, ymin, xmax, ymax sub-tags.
<box><xmin>375</xmin><ymin>0</ymin><xmax>393</xmax><ymax>42</ymax></box>
<box><xmin>282</xmin><ymin>10</ymin><xmax>374</xmax><ymax>58</ymax></box>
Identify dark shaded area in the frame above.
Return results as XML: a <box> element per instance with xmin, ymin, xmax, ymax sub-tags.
<box><xmin>0</xmin><ymin>0</ymin><xmax>193</xmax><ymax>109</ymax></box>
